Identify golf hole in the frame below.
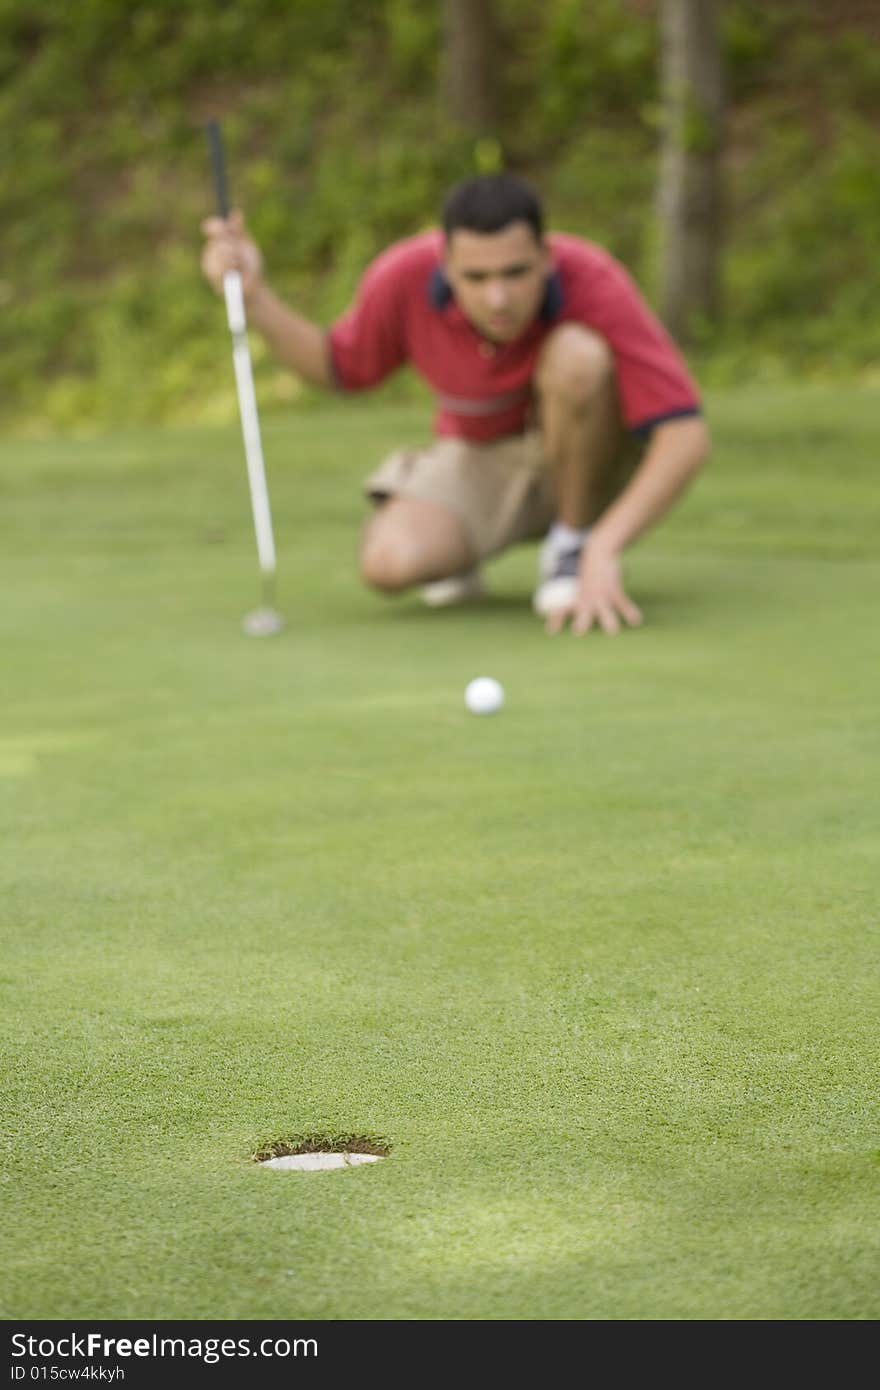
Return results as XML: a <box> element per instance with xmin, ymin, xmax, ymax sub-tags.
<box><xmin>254</xmin><ymin>1133</ymin><xmax>390</xmax><ymax>1172</ymax></box>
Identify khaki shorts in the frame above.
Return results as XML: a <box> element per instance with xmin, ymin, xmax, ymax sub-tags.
<box><xmin>364</xmin><ymin>429</ymin><xmax>643</xmax><ymax>562</ymax></box>
<box><xmin>364</xmin><ymin>431</ymin><xmax>557</xmax><ymax>561</ymax></box>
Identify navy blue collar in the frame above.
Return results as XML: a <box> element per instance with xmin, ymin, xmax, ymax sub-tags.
<box><xmin>428</xmin><ymin>266</ymin><xmax>564</xmax><ymax>321</ymax></box>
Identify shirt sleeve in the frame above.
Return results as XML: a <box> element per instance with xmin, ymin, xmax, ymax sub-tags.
<box><xmin>572</xmin><ymin>255</ymin><xmax>702</xmax><ymax>434</ymax></box>
<box><xmin>327</xmin><ymin>246</ymin><xmax>409</xmax><ymax>391</ymax></box>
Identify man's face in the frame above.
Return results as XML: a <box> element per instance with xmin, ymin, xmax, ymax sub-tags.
<box><xmin>443</xmin><ymin>221</ymin><xmax>551</xmax><ymax>344</ymax></box>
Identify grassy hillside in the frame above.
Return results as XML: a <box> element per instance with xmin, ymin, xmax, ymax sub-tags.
<box><xmin>1</xmin><ymin>0</ymin><xmax>879</xmax><ymax>433</ymax></box>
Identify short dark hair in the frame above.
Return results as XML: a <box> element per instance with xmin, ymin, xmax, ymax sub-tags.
<box><xmin>442</xmin><ymin>172</ymin><xmax>544</xmax><ymax>242</ymax></box>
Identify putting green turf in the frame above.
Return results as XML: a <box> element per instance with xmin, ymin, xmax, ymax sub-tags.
<box><xmin>1</xmin><ymin>386</ymin><xmax>879</xmax><ymax>1320</ymax></box>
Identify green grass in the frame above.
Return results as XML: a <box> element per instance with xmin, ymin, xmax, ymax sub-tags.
<box><xmin>1</xmin><ymin>386</ymin><xmax>879</xmax><ymax>1320</ymax></box>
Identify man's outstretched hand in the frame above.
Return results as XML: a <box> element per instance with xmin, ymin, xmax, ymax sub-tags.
<box><xmin>544</xmin><ymin>543</ymin><xmax>643</xmax><ymax>636</ymax></box>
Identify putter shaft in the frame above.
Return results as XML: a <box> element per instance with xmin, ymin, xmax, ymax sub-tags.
<box><xmin>207</xmin><ymin>119</ymin><xmax>280</xmax><ymax>613</ymax></box>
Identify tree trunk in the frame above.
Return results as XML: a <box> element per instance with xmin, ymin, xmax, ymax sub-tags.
<box><xmin>441</xmin><ymin>0</ymin><xmax>497</xmax><ymax>133</ymax></box>
<box><xmin>657</xmin><ymin>0</ymin><xmax>724</xmax><ymax>343</ymax></box>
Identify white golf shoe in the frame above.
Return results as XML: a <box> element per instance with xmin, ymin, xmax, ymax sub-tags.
<box><xmin>422</xmin><ymin>568</ymin><xmax>487</xmax><ymax>608</ymax></box>
<box><xmin>532</xmin><ymin>532</ymin><xmax>583</xmax><ymax>617</ymax></box>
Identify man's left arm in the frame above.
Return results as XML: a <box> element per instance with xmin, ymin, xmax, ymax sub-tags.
<box><xmin>548</xmin><ymin>415</ymin><xmax>710</xmax><ymax>636</ymax></box>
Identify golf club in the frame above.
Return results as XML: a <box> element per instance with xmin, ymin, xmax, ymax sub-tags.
<box><xmin>206</xmin><ymin>118</ymin><xmax>283</xmax><ymax>637</ymax></box>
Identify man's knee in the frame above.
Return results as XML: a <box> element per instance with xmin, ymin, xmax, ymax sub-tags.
<box><xmin>536</xmin><ymin>325</ymin><xmax>614</xmax><ymax>409</ymax></box>
<box><xmin>360</xmin><ymin>521</ymin><xmax>422</xmax><ymax>591</ymax></box>
<box><xmin>360</xmin><ymin>495</ymin><xmax>477</xmax><ymax>591</ymax></box>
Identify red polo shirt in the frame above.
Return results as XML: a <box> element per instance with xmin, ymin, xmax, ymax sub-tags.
<box><xmin>328</xmin><ymin>229</ymin><xmax>701</xmax><ymax>443</ymax></box>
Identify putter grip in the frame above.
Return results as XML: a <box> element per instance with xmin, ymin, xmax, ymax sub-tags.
<box><xmin>206</xmin><ymin>120</ymin><xmax>230</xmax><ymax>218</ymax></box>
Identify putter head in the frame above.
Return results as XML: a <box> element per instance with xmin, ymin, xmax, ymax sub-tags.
<box><xmin>242</xmin><ymin>606</ymin><xmax>284</xmax><ymax>637</ymax></box>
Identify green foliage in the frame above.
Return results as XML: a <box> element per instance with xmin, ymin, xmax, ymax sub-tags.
<box><xmin>681</xmin><ymin>101</ymin><xmax>722</xmax><ymax>157</ymax></box>
<box><xmin>695</xmin><ymin>110</ymin><xmax>880</xmax><ymax>383</ymax></box>
<box><xmin>383</xmin><ymin>0</ymin><xmax>441</xmax><ymax>88</ymax></box>
<box><xmin>543</xmin><ymin>128</ymin><xmax>656</xmax><ymax>270</ymax></box>
<box><xmin>721</xmin><ymin>1</ymin><xmax>788</xmax><ymax>94</ymax></box>
<box><xmin>0</xmin><ymin>0</ymin><xmax>878</xmax><ymax>431</ymax></box>
<box><xmin>501</xmin><ymin>0</ymin><xmax>655</xmax><ymax>145</ymax></box>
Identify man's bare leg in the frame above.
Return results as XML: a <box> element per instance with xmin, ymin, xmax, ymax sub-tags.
<box><xmin>360</xmin><ymin>496</ymin><xmax>478</xmax><ymax>593</ymax></box>
<box><xmin>531</xmin><ymin>323</ymin><xmax>637</xmax><ymax>624</ymax></box>
<box><xmin>534</xmin><ymin>323</ymin><xmax>622</xmax><ymax>529</ymax></box>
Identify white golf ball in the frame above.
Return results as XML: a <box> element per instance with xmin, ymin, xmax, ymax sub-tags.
<box><xmin>465</xmin><ymin>676</ymin><xmax>505</xmax><ymax>715</ymax></box>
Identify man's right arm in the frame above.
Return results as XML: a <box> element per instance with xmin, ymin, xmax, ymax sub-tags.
<box><xmin>200</xmin><ymin>211</ymin><xmax>335</xmax><ymax>389</ymax></box>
